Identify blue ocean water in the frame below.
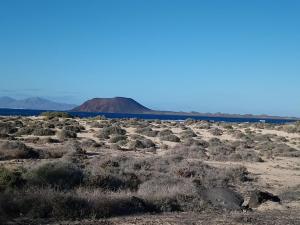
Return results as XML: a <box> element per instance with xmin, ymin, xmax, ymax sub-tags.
<box><xmin>0</xmin><ymin>108</ymin><xmax>297</xmax><ymax>124</ymax></box>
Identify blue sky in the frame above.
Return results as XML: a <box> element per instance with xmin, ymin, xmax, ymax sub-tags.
<box><xmin>0</xmin><ymin>0</ymin><xmax>299</xmax><ymax>116</ymax></box>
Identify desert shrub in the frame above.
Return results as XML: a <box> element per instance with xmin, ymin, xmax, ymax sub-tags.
<box><xmin>184</xmin><ymin>118</ymin><xmax>196</xmax><ymax>126</ymax></box>
<box><xmin>208</xmin><ymin>137</ymin><xmax>223</xmax><ymax>146</ymax></box>
<box><xmin>81</xmin><ymin>139</ymin><xmax>103</xmax><ymax>149</ymax></box>
<box><xmin>275</xmin><ymin>136</ymin><xmax>288</xmax><ymax>142</ymax></box>
<box><xmin>57</xmin><ymin>129</ymin><xmax>77</xmax><ymax>140</ymax></box>
<box><xmin>135</xmin><ymin>127</ymin><xmax>158</xmax><ymax>137</ymax></box>
<box><xmin>256</xmin><ymin>141</ymin><xmax>300</xmax><ymax>157</ymax></box>
<box><xmin>138</xmin><ymin>178</ymin><xmax>204</xmax><ymax>212</ymax></box>
<box><xmin>130</xmin><ymin>134</ymin><xmax>145</xmax><ymax>140</ymax></box>
<box><xmin>221</xmin><ymin>123</ymin><xmax>234</xmax><ymax>130</ymax></box>
<box><xmin>64</xmin><ymin>125</ymin><xmax>83</xmax><ymax>133</ymax></box>
<box><xmin>109</xmin><ymin>134</ymin><xmax>127</xmax><ymax>143</ymax></box>
<box><xmin>179</xmin><ymin>129</ymin><xmax>197</xmax><ymax>139</ymax></box>
<box><xmin>160</xmin><ymin>134</ymin><xmax>180</xmax><ymax>142</ymax></box>
<box><xmin>209</xmin><ymin>128</ymin><xmax>223</xmax><ymax>136</ymax></box>
<box><xmin>167</xmin><ymin>144</ymin><xmax>208</xmax><ymax>160</ymax></box>
<box><xmin>15</xmin><ymin>126</ymin><xmax>35</xmax><ymax>136</ymax></box>
<box><xmin>44</xmin><ymin>122</ymin><xmax>55</xmax><ymax>129</ymax></box>
<box><xmin>32</xmin><ymin>128</ymin><xmax>55</xmax><ymax>136</ymax></box>
<box><xmin>228</xmin><ymin>150</ymin><xmax>263</xmax><ymax>162</ymax></box>
<box><xmin>232</xmin><ymin>130</ymin><xmax>246</xmax><ymax>139</ymax></box>
<box><xmin>40</xmin><ymin>111</ymin><xmax>73</xmax><ymax>119</ymax></box>
<box><xmin>182</xmin><ymin>138</ymin><xmax>209</xmax><ymax>148</ymax></box>
<box><xmin>279</xmin><ymin>185</ymin><xmax>300</xmax><ymax>202</ymax></box>
<box><xmin>0</xmin><ymin>167</ymin><xmax>26</xmax><ymax>191</ymax></box>
<box><xmin>208</xmin><ymin>144</ymin><xmax>235</xmax><ymax>157</ymax></box>
<box><xmin>128</xmin><ymin>139</ymin><xmax>155</xmax><ymax>149</ymax></box>
<box><xmin>89</xmin><ymin>121</ymin><xmax>102</xmax><ymax>128</ymax></box>
<box><xmin>0</xmin><ymin>141</ymin><xmax>39</xmax><ymax>160</ymax></box>
<box><xmin>252</xmin><ymin>134</ymin><xmax>272</xmax><ymax>142</ymax></box>
<box><xmin>158</xmin><ymin>129</ymin><xmax>173</xmax><ymax>137</ymax></box>
<box><xmin>86</xmin><ymin>172</ymin><xmax>141</xmax><ymax>191</ymax></box>
<box><xmin>38</xmin><ymin>137</ymin><xmax>59</xmax><ymax>144</ymax></box>
<box><xmin>24</xmin><ymin>136</ymin><xmax>40</xmax><ymax>144</ymax></box>
<box><xmin>97</xmin><ymin>126</ymin><xmax>126</xmax><ymax>139</ymax></box>
<box><xmin>197</xmin><ymin>165</ymin><xmax>249</xmax><ymax>187</ymax></box>
<box><xmin>0</xmin><ymin>122</ymin><xmax>18</xmax><ymax>135</ymax></box>
<box><xmin>26</xmin><ymin>162</ymin><xmax>84</xmax><ymax>189</ymax></box>
<box><xmin>196</xmin><ymin>122</ymin><xmax>211</xmax><ymax>129</ymax></box>
<box><xmin>0</xmin><ymin>188</ymin><xmax>149</xmax><ymax>220</ymax></box>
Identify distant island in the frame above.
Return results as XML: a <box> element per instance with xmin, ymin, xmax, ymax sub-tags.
<box><xmin>0</xmin><ymin>97</ymin><xmax>77</xmax><ymax>111</ymax></box>
<box><xmin>72</xmin><ymin>97</ymin><xmax>151</xmax><ymax>114</ymax></box>
<box><xmin>72</xmin><ymin>97</ymin><xmax>299</xmax><ymax>120</ymax></box>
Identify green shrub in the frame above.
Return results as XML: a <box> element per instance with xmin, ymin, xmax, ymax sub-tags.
<box><xmin>0</xmin><ymin>167</ymin><xmax>26</xmax><ymax>190</ymax></box>
<box><xmin>97</xmin><ymin>126</ymin><xmax>126</xmax><ymax>139</ymax></box>
<box><xmin>109</xmin><ymin>135</ymin><xmax>127</xmax><ymax>143</ymax></box>
<box><xmin>40</xmin><ymin>112</ymin><xmax>73</xmax><ymax>119</ymax></box>
<box><xmin>26</xmin><ymin>162</ymin><xmax>84</xmax><ymax>189</ymax></box>
<box><xmin>160</xmin><ymin>134</ymin><xmax>180</xmax><ymax>143</ymax></box>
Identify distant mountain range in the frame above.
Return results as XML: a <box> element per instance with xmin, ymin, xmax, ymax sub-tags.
<box><xmin>0</xmin><ymin>97</ymin><xmax>77</xmax><ymax>111</ymax></box>
<box><xmin>0</xmin><ymin>96</ymin><xmax>298</xmax><ymax>120</ymax></box>
<box><xmin>72</xmin><ymin>97</ymin><xmax>151</xmax><ymax>114</ymax></box>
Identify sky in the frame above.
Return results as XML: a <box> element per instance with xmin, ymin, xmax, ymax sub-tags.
<box><xmin>0</xmin><ymin>0</ymin><xmax>299</xmax><ymax>116</ymax></box>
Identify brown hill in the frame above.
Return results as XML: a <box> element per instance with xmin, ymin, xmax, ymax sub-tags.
<box><xmin>72</xmin><ymin>97</ymin><xmax>151</xmax><ymax>114</ymax></box>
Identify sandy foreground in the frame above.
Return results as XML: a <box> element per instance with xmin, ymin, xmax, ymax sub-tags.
<box><xmin>0</xmin><ymin>115</ymin><xmax>299</xmax><ymax>224</ymax></box>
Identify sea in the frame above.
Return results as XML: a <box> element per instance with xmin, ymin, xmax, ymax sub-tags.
<box><xmin>0</xmin><ymin>108</ymin><xmax>297</xmax><ymax>124</ymax></box>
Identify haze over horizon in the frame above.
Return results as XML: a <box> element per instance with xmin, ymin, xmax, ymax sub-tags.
<box><xmin>1</xmin><ymin>0</ymin><xmax>299</xmax><ymax>117</ymax></box>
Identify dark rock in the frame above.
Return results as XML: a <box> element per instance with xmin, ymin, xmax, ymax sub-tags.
<box><xmin>248</xmin><ymin>190</ymin><xmax>280</xmax><ymax>208</ymax></box>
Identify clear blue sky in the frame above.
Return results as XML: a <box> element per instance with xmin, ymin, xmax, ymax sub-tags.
<box><xmin>0</xmin><ymin>0</ymin><xmax>299</xmax><ymax>116</ymax></box>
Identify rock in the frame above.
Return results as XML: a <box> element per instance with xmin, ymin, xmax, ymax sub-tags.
<box><xmin>201</xmin><ymin>187</ymin><xmax>244</xmax><ymax>210</ymax></box>
<box><xmin>248</xmin><ymin>190</ymin><xmax>280</xmax><ymax>208</ymax></box>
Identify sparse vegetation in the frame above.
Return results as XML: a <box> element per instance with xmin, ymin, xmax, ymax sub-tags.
<box><xmin>0</xmin><ymin>115</ymin><xmax>299</xmax><ymax>223</ymax></box>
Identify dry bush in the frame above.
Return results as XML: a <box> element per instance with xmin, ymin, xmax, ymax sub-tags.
<box><xmin>0</xmin><ymin>122</ymin><xmax>18</xmax><ymax>135</ymax></box>
<box><xmin>57</xmin><ymin>129</ymin><xmax>77</xmax><ymax>140</ymax></box>
<box><xmin>38</xmin><ymin>137</ymin><xmax>59</xmax><ymax>144</ymax></box>
<box><xmin>0</xmin><ymin>141</ymin><xmax>39</xmax><ymax>160</ymax></box>
<box><xmin>0</xmin><ymin>166</ymin><xmax>26</xmax><ymax>191</ymax></box>
<box><xmin>64</xmin><ymin>125</ymin><xmax>83</xmax><ymax>133</ymax></box>
<box><xmin>40</xmin><ymin>111</ymin><xmax>73</xmax><ymax>119</ymax></box>
<box><xmin>167</xmin><ymin>144</ymin><xmax>208</xmax><ymax>159</ymax></box>
<box><xmin>0</xmin><ymin>188</ymin><xmax>146</xmax><ymax>220</ymax></box>
<box><xmin>15</xmin><ymin>126</ymin><xmax>34</xmax><ymax>136</ymax></box>
<box><xmin>128</xmin><ymin>139</ymin><xmax>155</xmax><ymax>150</ymax></box>
<box><xmin>209</xmin><ymin>128</ymin><xmax>223</xmax><ymax>136</ymax></box>
<box><xmin>109</xmin><ymin>134</ymin><xmax>127</xmax><ymax>143</ymax></box>
<box><xmin>81</xmin><ymin>139</ymin><xmax>103</xmax><ymax>149</ymax></box>
<box><xmin>33</xmin><ymin>128</ymin><xmax>55</xmax><ymax>136</ymax></box>
<box><xmin>179</xmin><ymin>129</ymin><xmax>197</xmax><ymax>139</ymax></box>
<box><xmin>158</xmin><ymin>129</ymin><xmax>173</xmax><ymax>137</ymax></box>
<box><xmin>96</xmin><ymin>126</ymin><xmax>126</xmax><ymax>140</ymax></box>
<box><xmin>135</xmin><ymin>127</ymin><xmax>158</xmax><ymax>137</ymax></box>
<box><xmin>25</xmin><ymin>161</ymin><xmax>84</xmax><ymax>190</ymax></box>
<box><xmin>160</xmin><ymin>134</ymin><xmax>180</xmax><ymax>142</ymax></box>
<box><xmin>182</xmin><ymin>138</ymin><xmax>209</xmax><ymax>148</ymax></box>
<box><xmin>256</xmin><ymin>141</ymin><xmax>300</xmax><ymax>157</ymax></box>
<box><xmin>137</xmin><ymin>177</ymin><xmax>204</xmax><ymax>212</ymax></box>
<box><xmin>196</xmin><ymin>122</ymin><xmax>211</xmax><ymax>129</ymax></box>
